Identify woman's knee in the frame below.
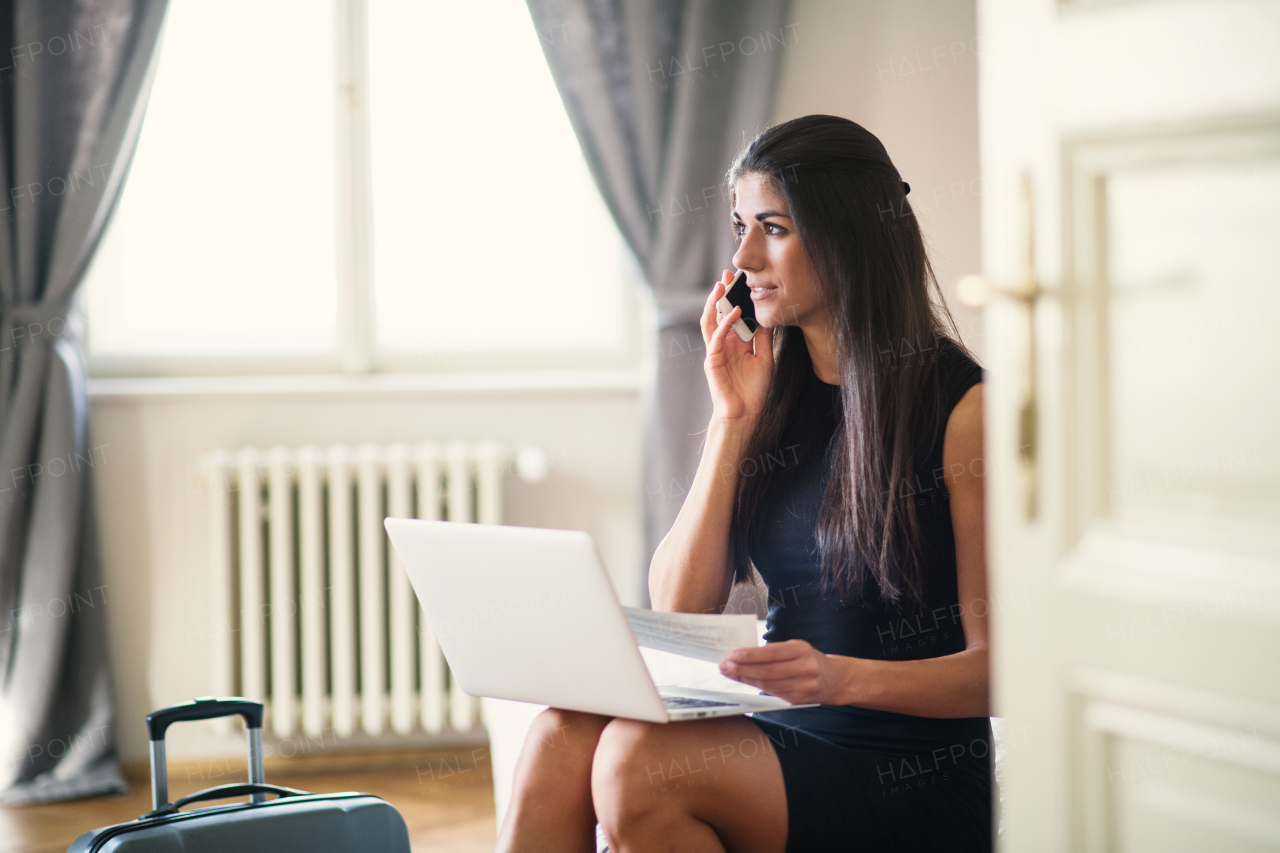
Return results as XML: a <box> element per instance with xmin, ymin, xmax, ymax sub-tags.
<box><xmin>525</xmin><ymin>707</ymin><xmax>610</xmax><ymax>756</ymax></box>
<box><xmin>591</xmin><ymin>719</ymin><xmax>670</xmax><ymax>827</ymax></box>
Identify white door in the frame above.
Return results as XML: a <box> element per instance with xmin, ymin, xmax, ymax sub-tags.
<box><xmin>978</xmin><ymin>1</ymin><xmax>1280</xmax><ymax>851</ymax></box>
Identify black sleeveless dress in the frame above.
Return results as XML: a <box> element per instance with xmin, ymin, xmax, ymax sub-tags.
<box><xmin>746</xmin><ymin>338</ymin><xmax>992</xmax><ymax>853</ymax></box>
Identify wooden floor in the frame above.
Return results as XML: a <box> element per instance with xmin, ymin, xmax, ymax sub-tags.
<box><xmin>0</xmin><ymin>748</ymin><xmax>497</xmax><ymax>853</ymax></box>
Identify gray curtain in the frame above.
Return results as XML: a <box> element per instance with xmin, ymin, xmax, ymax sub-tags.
<box><xmin>526</xmin><ymin>0</ymin><xmax>791</xmax><ymax>609</ymax></box>
<box><xmin>0</xmin><ymin>0</ymin><xmax>168</xmax><ymax>805</ymax></box>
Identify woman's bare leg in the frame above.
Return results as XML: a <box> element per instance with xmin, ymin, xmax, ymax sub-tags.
<box><xmin>591</xmin><ymin>716</ymin><xmax>788</xmax><ymax>853</ymax></box>
<box><xmin>495</xmin><ymin>708</ymin><xmax>613</xmax><ymax>853</ymax></box>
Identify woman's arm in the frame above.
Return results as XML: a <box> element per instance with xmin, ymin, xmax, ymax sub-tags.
<box><xmin>649</xmin><ymin>272</ymin><xmax>775</xmax><ymax>614</ymax></box>
<box><xmin>720</xmin><ymin>383</ymin><xmax>990</xmax><ymax>718</ymax></box>
<box><xmin>648</xmin><ymin>417</ymin><xmax>758</xmax><ymax>613</ymax></box>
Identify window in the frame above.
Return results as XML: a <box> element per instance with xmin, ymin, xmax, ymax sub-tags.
<box><xmin>82</xmin><ymin>0</ymin><xmax>634</xmax><ymax>376</ymax></box>
<box><xmin>82</xmin><ymin>0</ymin><xmax>339</xmax><ymax>359</ymax></box>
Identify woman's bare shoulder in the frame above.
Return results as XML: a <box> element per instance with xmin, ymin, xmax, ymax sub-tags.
<box><xmin>943</xmin><ymin>383</ymin><xmax>984</xmax><ymax>484</ymax></box>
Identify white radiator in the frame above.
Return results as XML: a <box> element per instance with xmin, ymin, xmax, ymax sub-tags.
<box><xmin>201</xmin><ymin>441</ymin><xmax>546</xmax><ymax>741</ymax></box>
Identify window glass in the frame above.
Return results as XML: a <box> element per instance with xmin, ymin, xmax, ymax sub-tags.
<box><xmin>82</xmin><ymin>0</ymin><xmax>339</xmax><ymax>355</ymax></box>
<box><xmin>367</xmin><ymin>0</ymin><xmax>626</xmax><ymax>352</ymax></box>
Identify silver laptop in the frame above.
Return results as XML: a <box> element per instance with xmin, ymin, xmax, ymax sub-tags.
<box><xmin>384</xmin><ymin>518</ymin><xmax>813</xmax><ymax>722</ymax></box>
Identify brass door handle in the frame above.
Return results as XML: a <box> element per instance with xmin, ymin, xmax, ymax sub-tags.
<box><xmin>956</xmin><ymin>172</ymin><xmax>1042</xmax><ymax>520</ymax></box>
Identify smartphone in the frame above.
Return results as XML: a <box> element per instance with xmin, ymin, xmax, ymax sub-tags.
<box><xmin>715</xmin><ymin>270</ymin><xmax>758</xmax><ymax>342</ymax></box>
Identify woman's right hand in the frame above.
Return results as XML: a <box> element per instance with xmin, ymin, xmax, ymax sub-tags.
<box><xmin>702</xmin><ymin>269</ymin><xmax>775</xmax><ymax>423</ymax></box>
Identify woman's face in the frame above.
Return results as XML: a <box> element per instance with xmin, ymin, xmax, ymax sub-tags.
<box><xmin>730</xmin><ymin>172</ymin><xmax>824</xmax><ymax>330</ymax></box>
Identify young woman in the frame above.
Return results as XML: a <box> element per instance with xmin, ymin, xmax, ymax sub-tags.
<box><xmin>496</xmin><ymin>114</ymin><xmax>992</xmax><ymax>853</ymax></box>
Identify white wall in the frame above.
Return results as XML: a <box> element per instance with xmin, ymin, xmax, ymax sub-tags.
<box><xmin>91</xmin><ymin>375</ymin><xmax>643</xmax><ymax>762</ymax></box>
<box><xmin>772</xmin><ymin>0</ymin><xmax>984</xmax><ymax>358</ymax></box>
<box><xmin>90</xmin><ymin>0</ymin><xmax>981</xmax><ymax>764</ymax></box>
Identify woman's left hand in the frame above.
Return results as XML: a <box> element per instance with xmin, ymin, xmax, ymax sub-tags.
<box><xmin>718</xmin><ymin>639</ymin><xmax>843</xmax><ymax>705</ymax></box>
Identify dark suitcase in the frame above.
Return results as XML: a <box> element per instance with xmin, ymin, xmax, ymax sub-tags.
<box><xmin>67</xmin><ymin>697</ymin><xmax>411</xmax><ymax>852</ymax></box>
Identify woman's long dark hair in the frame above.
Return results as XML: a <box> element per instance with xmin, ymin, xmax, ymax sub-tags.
<box><xmin>728</xmin><ymin>115</ymin><xmax>971</xmax><ymax>611</ymax></box>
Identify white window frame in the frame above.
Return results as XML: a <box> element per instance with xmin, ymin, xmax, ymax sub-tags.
<box><xmin>85</xmin><ymin>0</ymin><xmax>643</xmax><ymax>380</ymax></box>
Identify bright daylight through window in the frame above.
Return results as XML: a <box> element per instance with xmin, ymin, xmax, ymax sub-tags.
<box><xmin>81</xmin><ymin>0</ymin><xmax>629</xmax><ymax>372</ymax></box>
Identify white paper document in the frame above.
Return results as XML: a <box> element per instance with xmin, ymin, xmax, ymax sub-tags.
<box><xmin>623</xmin><ymin>607</ymin><xmax>759</xmax><ymax>663</ymax></box>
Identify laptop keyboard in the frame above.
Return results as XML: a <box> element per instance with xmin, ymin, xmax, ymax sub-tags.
<box><xmin>662</xmin><ymin>695</ymin><xmax>738</xmax><ymax>709</ymax></box>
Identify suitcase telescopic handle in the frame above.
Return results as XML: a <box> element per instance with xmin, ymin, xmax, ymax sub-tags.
<box><xmin>145</xmin><ymin>697</ymin><xmax>267</xmax><ymax>813</ymax></box>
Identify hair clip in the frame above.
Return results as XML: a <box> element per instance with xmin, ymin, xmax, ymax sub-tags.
<box><xmin>903</xmin><ymin>182</ymin><xmax>911</xmax><ymax>195</ymax></box>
